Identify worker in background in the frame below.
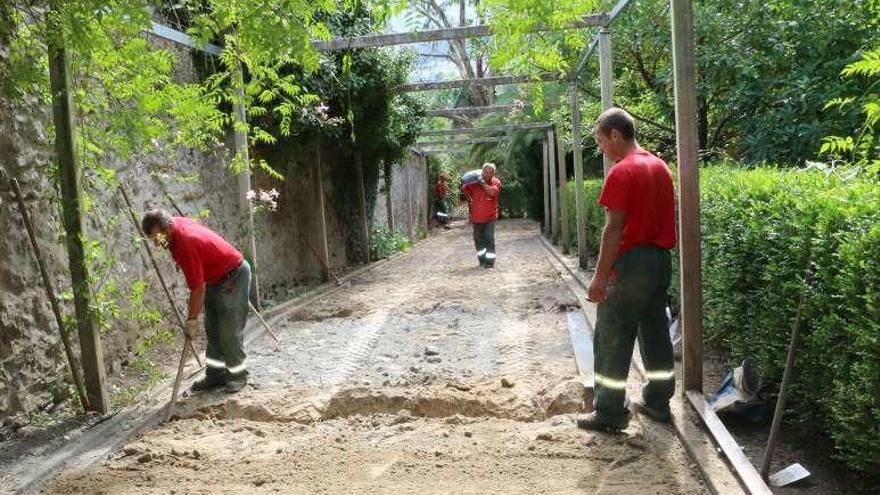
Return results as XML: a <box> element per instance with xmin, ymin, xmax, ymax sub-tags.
<box><xmin>141</xmin><ymin>209</ymin><xmax>251</xmax><ymax>394</ymax></box>
<box><xmin>462</xmin><ymin>162</ymin><xmax>501</xmax><ymax>268</ymax></box>
<box><xmin>577</xmin><ymin>108</ymin><xmax>677</xmax><ymax>432</ymax></box>
<box><xmin>434</xmin><ymin>172</ymin><xmax>451</xmax><ymax>227</ymax></box>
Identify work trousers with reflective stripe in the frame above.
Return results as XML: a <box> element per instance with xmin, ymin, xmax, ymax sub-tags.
<box><xmin>594</xmin><ymin>246</ymin><xmax>674</xmax><ymax>423</ymax></box>
<box><xmin>472</xmin><ymin>221</ymin><xmax>496</xmax><ymax>264</ymax></box>
<box><xmin>204</xmin><ymin>260</ymin><xmax>251</xmax><ymax>382</ymax></box>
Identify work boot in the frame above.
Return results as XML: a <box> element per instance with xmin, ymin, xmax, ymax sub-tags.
<box><xmin>633</xmin><ymin>400</ymin><xmax>671</xmax><ymax>423</ymax></box>
<box><xmin>190</xmin><ymin>376</ymin><xmax>226</xmax><ymax>393</ymax></box>
<box><xmin>478</xmin><ymin>256</ymin><xmax>487</xmax><ymax>268</ymax></box>
<box><xmin>576</xmin><ymin>412</ymin><xmax>629</xmax><ymax>433</ymax></box>
<box><xmin>225</xmin><ymin>377</ymin><xmax>248</xmax><ymax>394</ymax></box>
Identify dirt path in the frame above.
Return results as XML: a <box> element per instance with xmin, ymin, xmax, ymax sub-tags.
<box><xmin>44</xmin><ymin>220</ymin><xmax>708</xmax><ymax>494</ymax></box>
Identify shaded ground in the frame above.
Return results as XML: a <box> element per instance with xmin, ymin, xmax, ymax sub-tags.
<box><xmin>43</xmin><ymin>220</ymin><xmax>707</xmax><ymax>494</ymax></box>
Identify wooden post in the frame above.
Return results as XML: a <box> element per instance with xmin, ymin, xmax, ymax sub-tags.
<box><xmin>569</xmin><ymin>83</ymin><xmax>589</xmax><ymax>269</ymax></box>
<box><xmin>542</xmin><ymin>139</ymin><xmax>550</xmax><ymax>236</ymax></box>
<box><xmin>556</xmin><ymin>127</ymin><xmax>570</xmax><ymax>254</ymax></box>
<box><xmin>406</xmin><ymin>160</ymin><xmax>414</xmax><ymax>238</ymax></box>
<box><xmin>47</xmin><ymin>22</ymin><xmax>109</xmax><ymax>413</ymax></box>
<box><xmin>11</xmin><ymin>178</ymin><xmax>90</xmax><ymax>412</ymax></box>
<box><xmin>232</xmin><ymin>64</ymin><xmax>260</xmax><ymax>308</ymax></box>
<box><xmin>598</xmin><ymin>27</ymin><xmax>614</xmax><ymax>176</ymax></box>
<box><xmin>384</xmin><ymin>161</ymin><xmax>394</xmax><ymax>231</ymax></box>
<box><xmin>671</xmin><ymin>0</ymin><xmax>703</xmax><ymax>392</ymax></box>
<box><xmin>315</xmin><ymin>148</ymin><xmax>331</xmax><ymax>282</ymax></box>
<box><xmin>547</xmin><ymin>128</ymin><xmax>559</xmax><ymax>240</ymax></box>
<box><xmin>354</xmin><ymin>152</ymin><xmax>371</xmax><ymax>263</ymax></box>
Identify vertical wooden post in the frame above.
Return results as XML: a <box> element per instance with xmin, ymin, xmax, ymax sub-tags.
<box><xmin>354</xmin><ymin>152</ymin><xmax>370</xmax><ymax>263</ymax></box>
<box><xmin>47</xmin><ymin>18</ymin><xmax>108</xmax><ymax>413</ymax></box>
<box><xmin>569</xmin><ymin>84</ymin><xmax>589</xmax><ymax>269</ymax></box>
<box><xmin>598</xmin><ymin>27</ymin><xmax>614</xmax><ymax>176</ymax></box>
<box><xmin>542</xmin><ymin>139</ymin><xmax>550</xmax><ymax>236</ymax></box>
<box><xmin>384</xmin><ymin>161</ymin><xmax>395</xmax><ymax>231</ymax></box>
<box><xmin>547</xmin><ymin>128</ymin><xmax>559</xmax><ymax>240</ymax></box>
<box><xmin>315</xmin><ymin>147</ymin><xmax>331</xmax><ymax>282</ymax></box>
<box><xmin>406</xmin><ymin>160</ymin><xmax>414</xmax><ymax>238</ymax></box>
<box><xmin>555</xmin><ymin>127</ymin><xmax>570</xmax><ymax>254</ymax></box>
<box><xmin>671</xmin><ymin>0</ymin><xmax>703</xmax><ymax>392</ymax></box>
<box><xmin>232</xmin><ymin>64</ymin><xmax>260</xmax><ymax>307</ymax></box>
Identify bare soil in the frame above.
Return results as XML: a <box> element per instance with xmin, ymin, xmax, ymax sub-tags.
<box><xmin>42</xmin><ymin>220</ymin><xmax>707</xmax><ymax>494</ymax></box>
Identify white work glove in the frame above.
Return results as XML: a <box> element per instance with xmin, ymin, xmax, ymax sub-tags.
<box><xmin>184</xmin><ymin>318</ymin><xmax>199</xmax><ymax>340</ymax></box>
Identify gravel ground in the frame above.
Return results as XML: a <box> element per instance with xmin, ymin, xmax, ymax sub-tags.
<box><xmin>43</xmin><ymin>220</ymin><xmax>708</xmax><ymax>495</ymax></box>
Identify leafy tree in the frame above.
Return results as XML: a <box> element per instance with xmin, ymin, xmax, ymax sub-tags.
<box><xmin>821</xmin><ymin>47</ymin><xmax>880</xmax><ymax>176</ymax></box>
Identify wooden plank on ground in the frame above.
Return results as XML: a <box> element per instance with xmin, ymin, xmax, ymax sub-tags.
<box><xmin>566</xmin><ymin>311</ymin><xmax>595</xmax><ymax>388</ymax></box>
<box><xmin>688</xmin><ymin>391</ymin><xmax>773</xmax><ymax>495</ymax></box>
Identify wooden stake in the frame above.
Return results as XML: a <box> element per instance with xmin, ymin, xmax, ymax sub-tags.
<box><xmin>354</xmin><ymin>152</ymin><xmax>371</xmax><ymax>263</ymax></box>
<box><xmin>569</xmin><ymin>84</ymin><xmax>589</xmax><ymax>269</ymax></box>
<box><xmin>47</xmin><ymin>14</ymin><xmax>108</xmax><ymax>413</ymax></box>
<box><xmin>11</xmin><ymin>178</ymin><xmax>90</xmax><ymax>412</ymax></box>
<box><xmin>556</xmin><ymin>127</ymin><xmax>570</xmax><ymax>254</ymax></box>
<box><xmin>384</xmin><ymin>161</ymin><xmax>395</xmax><ymax>232</ymax></box>
<box><xmin>670</xmin><ymin>0</ymin><xmax>704</xmax><ymax>392</ymax></box>
<box><xmin>547</xmin><ymin>128</ymin><xmax>559</xmax><ymax>240</ymax></box>
<box><xmin>118</xmin><ymin>184</ymin><xmax>203</xmax><ymax>368</ymax></box>
<box><xmin>542</xmin><ymin>139</ymin><xmax>551</xmax><ymax>237</ymax></box>
<box><xmin>315</xmin><ymin>148</ymin><xmax>332</xmax><ymax>282</ymax></box>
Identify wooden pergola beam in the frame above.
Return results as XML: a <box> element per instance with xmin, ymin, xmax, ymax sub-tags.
<box><xmin>418</xmin><ymin>136</ymin><xmax>510</xmax><ymax>147</ymax></box>
<box><xmin>421</xmin><ymin>122</ymin><xmax>551</xmax><ymax>136</ymax></box>
<box><xmin>312</xmin><ymin>14</ymin><xmax>609</xmax><ymax>51</ymax></box>
<box><xmin>425</xmin><ymin>104</ymin><xmax>526</xmax><ymax>118</ymax></box>
<box><xmin>394</xmin><ymin>73</ymin><xmax>563</xmax><ymax>93</ymax></box>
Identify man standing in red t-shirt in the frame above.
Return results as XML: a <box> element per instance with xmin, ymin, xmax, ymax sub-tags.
<box><xmin>577</xmin><ymin>108</ymin><xmax>677</xmax><ymax>432</ymax></box>
<box><xmin>142</xmin><ymin>209</ymin><xmax>251</xmax><ymax>394</ymax></box>
<box><xmin>462</xmin><ymin>162</ymin><xmax>502</xmax><ymax>268</ymax></box>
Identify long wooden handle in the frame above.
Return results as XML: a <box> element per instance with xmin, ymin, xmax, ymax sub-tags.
<box><xmin>118</xmin><ymin>184</ymin><xmax>203</xmax><ymax>368</ymax></box>
<box><xmin>249</xmin><ymin>301</ymin><xmax>280</xmax><ymax>348</ymax></box>
<box><xmin>164</xmin><ymin>337</ymin><xmax>191</xmax><ymax>421</ymax></box>
<box><xmin>11</xmin><ymin>178</ymin><xmax>90</xmax><ymax>412</ymax></box>
<box><xmin>760</xmin><ymin>251</ymin><xmax>814</xmax><ymax>478</ymax></box>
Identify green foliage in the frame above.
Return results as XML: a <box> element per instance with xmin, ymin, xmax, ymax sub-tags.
<box><xmin>485</xmin><ymin>0</ymin><xmax>880</xmax><ymax>165</ymax></box>
<box><xmin>821</xmin><ymin>47</ymin><xmax>880</xmax><ymax>175</ymax></box>
<box><xmin>573</xmin><ymin>165</ymin><xmax>880</xmax><ymax>472</ymax></box>
<box><xmin>369</xmin><ymin>225</ymin><xmax>411</xmax><ymax>260</ymax></box>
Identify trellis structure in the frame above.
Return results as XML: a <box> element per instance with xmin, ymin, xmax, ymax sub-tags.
<box><xmin>46</xmin><ymin>3</ymin><xmax>769</xmax><ymax>491</ymax></box>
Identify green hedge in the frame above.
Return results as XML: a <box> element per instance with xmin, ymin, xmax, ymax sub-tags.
<box><xmin>568</xmin><ymin>166</ymin><xmax>880</xmax><ymax>473</ymax></box>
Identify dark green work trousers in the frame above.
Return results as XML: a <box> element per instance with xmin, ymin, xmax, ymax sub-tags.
<box><xmin>593</xmin><ymin>246</ymin><xmax>675</xmax><ymax>423</ymax></box>
<box><xmin>472</xmin><ymin>221</ymin><xmax>496</xmax><ymax>266</ymax></box>
<box><xmin>204</xmin><ymin>260</ymin><xmax>251</xmax><ymax>382</ymax></box>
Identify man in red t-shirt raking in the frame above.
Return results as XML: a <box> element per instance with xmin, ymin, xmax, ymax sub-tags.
<box><xmin>462</xmin><ymin>162</ymin><xmax>502</xmax><ymax>268</ymax></box>
<box><xmin>577</xmin><ymin>108</ymin><xmax>677</xmax><ymax>433</ymax></box>
<box><xmin>142</xmin><ymin>209</ymin><xmax>251</xmax><ymax>394</ymax></box>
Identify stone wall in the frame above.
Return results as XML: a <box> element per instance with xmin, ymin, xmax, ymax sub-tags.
<box><xmin>0</xmin><ymin>28</ymin><xmax>428</xmax><ymax>420</ymax></box>
<box><xmin>372</xmin><ymin>152</ymin><xmax>428</xmax><ymax>239</ymax></box>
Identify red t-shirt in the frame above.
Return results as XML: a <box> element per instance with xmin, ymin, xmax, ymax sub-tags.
<box><xmin>598</xmin><ymin>149</ymin><xmax>677</xmax><ymax>257</ymax></box>
<box><xmin>168</xmin><ymin>217</ymin><xmax>243</xmax><ymax>290</ymax></box>
<box><xmin>464</xmin><ymin>177</ymin><xmax>501</xmax><ymax>224</ymax></box>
